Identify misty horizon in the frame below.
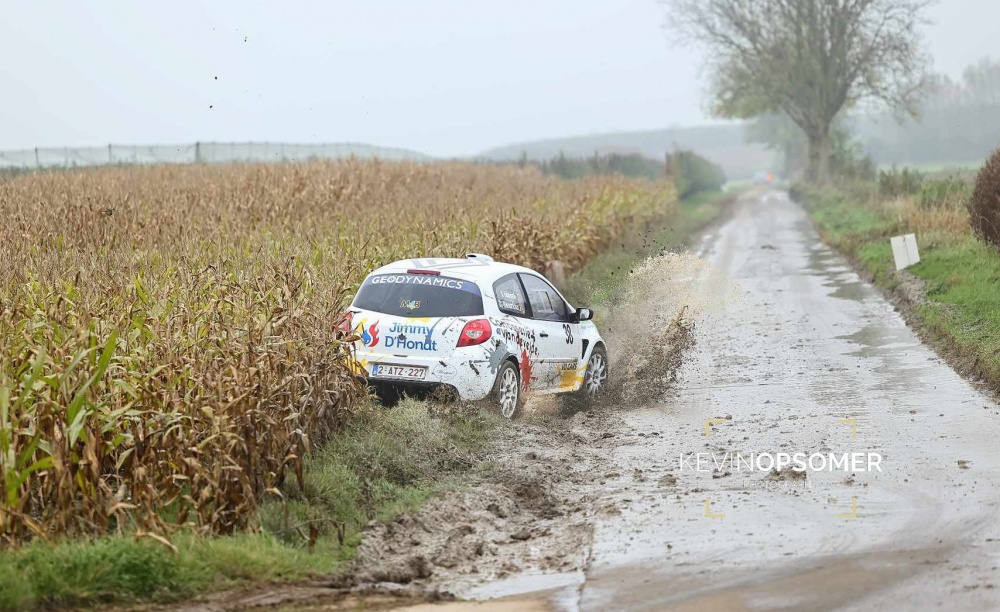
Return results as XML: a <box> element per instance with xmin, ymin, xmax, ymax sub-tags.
<box><xmin>2</xmin><ymin>0</ymin><xmax>998</xmax><ymax>157</ymax></box>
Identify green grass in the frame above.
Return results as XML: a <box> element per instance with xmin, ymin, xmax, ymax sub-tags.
<box><xmin>799</xmin><ymin>185</ymin><xmax>1000</xmax><ymax>391</ymax></box>
<box><xmin>878</xmin><ymin>161</ymin><xmax>982</xmax><ymax>176</ymax></box>
<box><xmin>0</xmin><ymin>533</ymin><xmax>328</xmax><ymax>609</ymax></box>
<box><xmin>909</xmin><ymin>238</ymin><xmax>1000</xmax><ymax>385</ymax></box>
<box><xmin>809</xmin><ymin>194</ymin><xmax>892</xmax><ymax>244</ymax></box>
<box><xmin>260</xmin><ymin>401</ymin><xmax>504</xmax><ymax>550</ymax></box>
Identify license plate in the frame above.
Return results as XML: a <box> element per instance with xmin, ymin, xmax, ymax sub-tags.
<box><xmin>369</xmin><ymin>364</ymin><xmax>427</xmax><ymax>381</ymax></box>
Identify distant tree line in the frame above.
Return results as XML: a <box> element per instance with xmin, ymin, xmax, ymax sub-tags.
<box><xmin>856</xmin><ymin>57</ymin><xmax>1000</xmax><ymax>166</ymax></box>
<box><xmin>666</xmin><ymin>150</ymin><xmax>728</xmax><ymax>198</ymax></box>
<box><xmin>746</xmin><ymin>57</ymin><xmax>1000</xmax><ymax>178</ymax></box>
<box><xmin>531</xmin><ymin>152</ymin><xmax>667</xmax><ymax>180</ymax></box>
<box><xmin>514</xmin><ymin>150</ymin><xmax>726</xmax><ymax>197</ymax></box>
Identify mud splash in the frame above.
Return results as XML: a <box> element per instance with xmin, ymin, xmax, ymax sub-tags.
<box><xmin>601</xmin><ymin>252</ymin><xmax>736</xmax><ymax>406</ymax></box>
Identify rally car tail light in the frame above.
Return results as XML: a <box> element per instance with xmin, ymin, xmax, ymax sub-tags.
<box><xmin>407</xmin><ymin>269</ymin><xmax>441</xmax><ymax>276</ymax></box>
<box><xmin>457</xmin><ymin>319</ymin><xmax>492</xmax><ymax>348</ymax></box>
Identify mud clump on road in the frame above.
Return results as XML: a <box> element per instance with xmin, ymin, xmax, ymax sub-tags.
<box><xmin>766</xmin><ymin>467</ymin><xmax>808</xmax><ymax>482</ymax></box>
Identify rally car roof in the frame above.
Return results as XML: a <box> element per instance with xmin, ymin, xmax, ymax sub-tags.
<box><xmin>370</xmin><ymin>254</ymin><xmax>540</xmax><ymax>284</ymax></box>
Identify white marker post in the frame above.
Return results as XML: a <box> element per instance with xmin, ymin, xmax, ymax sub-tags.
<box><xmin>890</xmin><ymin>233</ymin><xmax>920</xmax><ymax>271</ymax></box>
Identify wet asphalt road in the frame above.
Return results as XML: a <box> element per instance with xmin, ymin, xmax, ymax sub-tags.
<box><xmin>572</xmin><ymin>191</ymin><xmax>1000</xmax><ymax>610</ymax></box>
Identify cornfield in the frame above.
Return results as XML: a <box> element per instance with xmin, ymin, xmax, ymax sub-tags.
<box><xmin>0</xmin><ymin>160</ymin><xmax>676</xmax><ymax>545</ymax></box>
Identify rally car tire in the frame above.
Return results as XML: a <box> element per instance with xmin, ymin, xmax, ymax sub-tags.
<box><xmin>491</xmin><ymin>360</ymin><xmax>523</xmax><ymax>419</ymax></box>
<box><xmin>581</xmin><ymin>345</ymin><xmax>609</xmax><ymax>399</ymax></box>
<box><xmin>562</xmin><ymin>344</ymin><xmax>608</xmax><ymax>411</ymax></box>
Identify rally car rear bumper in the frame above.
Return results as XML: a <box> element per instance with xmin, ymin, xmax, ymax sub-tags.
<box><xmin>353</xmin><ymin>350</ymin><xmax>497</xmax><ymax>402</ymax></box>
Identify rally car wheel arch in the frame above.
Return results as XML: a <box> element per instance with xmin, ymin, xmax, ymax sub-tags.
<box><xmin>561</xmin><ymin>343</ymin><xmax>608</xmax><ymax>411</ymax></box>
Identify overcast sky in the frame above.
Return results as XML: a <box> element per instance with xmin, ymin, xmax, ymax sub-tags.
<box><xmin>0</xmin><ymin>1</ymin><xmax>996</xmax><ymax>157</ymax></box>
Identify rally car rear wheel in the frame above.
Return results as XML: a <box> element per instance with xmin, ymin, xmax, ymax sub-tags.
<box><xmin>492</xmin><ymin>361</ymin><xmax>522</xmax><ymax>419</ymax></box>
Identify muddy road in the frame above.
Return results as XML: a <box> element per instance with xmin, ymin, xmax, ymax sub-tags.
<box><xmin>184</xmin><ymin>190</ymin><xmax>1000</xmax><ymax>612</ymax></box>
<box><xmin>459</xmin><ymin>190</ymin><xmax>1000</xmax><ymax>610</ymax></box>
<box><xmin>550</xmin><ymin>189</ymin><xmax>1000</xmax><ymax>610</ymax></box>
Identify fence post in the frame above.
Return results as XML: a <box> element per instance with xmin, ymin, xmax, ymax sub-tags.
<box><xmin>34</xmin><ymin>147</ymin><xmax>40</xmax><ymax>168</ymax></box>
<box><xmin>195</xmin><ymin>142</ymin><xmax>202</xmax><ymax>164</ymax></box>
<box><xmin>108</xmin><ymin>144</ymin><xmax>113</xmax><ymax>164</ymax></box>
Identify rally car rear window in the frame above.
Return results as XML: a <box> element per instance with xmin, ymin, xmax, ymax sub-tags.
<box><xmin>352</xmin><ymin>273</ymin><xmax>484</xmax><ymax>317</ymax></box>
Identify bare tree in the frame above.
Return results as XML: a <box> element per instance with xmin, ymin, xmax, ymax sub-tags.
<box><xmin>963</xmin><ymin>57</ymin><xmax>1000</xmax><ymax>108</ymax></box>
<box><xmin>664</xmin><ymin>0</ymin><xmax>931</xmax><ymax>182</ymax></box>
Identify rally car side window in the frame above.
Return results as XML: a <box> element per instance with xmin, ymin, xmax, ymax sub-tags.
<box><xmin>493</xmin><ymin>274</ymin><xmax>530</xmax><ymax>317</ymax></box>
<box><xmin>519</xmin><ymin>273</ymin><xmax>569</xmax><ymax>322</ymax></box>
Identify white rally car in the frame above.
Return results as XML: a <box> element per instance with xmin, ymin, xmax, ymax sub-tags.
<box><xmin>340</xmin><ymin>254</ymin><xmax>608</xmax><ymax>418</ymax></box>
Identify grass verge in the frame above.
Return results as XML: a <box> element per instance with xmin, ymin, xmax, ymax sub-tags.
<box><xmin>0</xmin><ymin>533</ymin><xmax>327</xmax><ymax>610</ymax></box>
<box><xmin>796</xmin><ymin>184</ymin><xmax>1000</xmax><ymax>391</ymax></box>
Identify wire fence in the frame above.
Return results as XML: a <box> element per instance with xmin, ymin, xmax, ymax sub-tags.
<box><xmin>0</xmin><ymin>142</ymin><xmax>431</xmax><ymax>169</ymax></box>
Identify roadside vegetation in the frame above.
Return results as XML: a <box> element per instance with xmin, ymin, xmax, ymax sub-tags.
<box><xmin>0</xmin><ymin>154</ymin><xmax>725</xmax><ymax>608</ymax></box>
<box><xmin>794</xmin><ymin>152</ymin><xmax>1000</xmax><ymax>391</ymax></box>
<box><xmin>527</xmin><ymin>149</ymin><xmax>727</xmax><ymax>195</ymax></box>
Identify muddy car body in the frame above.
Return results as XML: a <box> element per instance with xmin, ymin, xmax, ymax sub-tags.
<box><xmin>343</xmin><ymin>254</ymin><xmax>607</xmax><ymax>417</ymax></box>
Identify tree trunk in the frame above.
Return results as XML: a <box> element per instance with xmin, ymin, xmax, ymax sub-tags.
<box><xmin>806</xmin><ymin>127</ymin><xmax>832</xmax><ymax>183</ymax></box>
<box><xmin>782</xmin><ymin>143</ymin><xmax>795</xmax><ymax>179</ymax></box>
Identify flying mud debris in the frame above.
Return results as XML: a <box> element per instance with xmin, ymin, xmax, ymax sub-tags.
<box><xmin>599</xmin><ymin>252</ymin><xmax>736</xmax><ymax>407</ymax></box>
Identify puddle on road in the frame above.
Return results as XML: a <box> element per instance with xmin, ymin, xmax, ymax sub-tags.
<box><xmin>838</xmin><ymin>324</ymin><xmax>917</xmax><ymax>357</ymax></box>
<box><xmin>792</xmin><ymin>214</ymin><xmax>951</xmax><ymax>406</ymax></box>
<box><xmin>834</xmin><ymin>321</ymin><xmax>960</xmax><ymax>406</ymax></box>
<box><xmin>461</xmin><ymin>571</ymin><xmax>581</xmax><ymax>609</ymax></box>
<box><xmin>803</xmin><ymin>240</ymin><xmax>869</xmax><ymax>303</ymax></box>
